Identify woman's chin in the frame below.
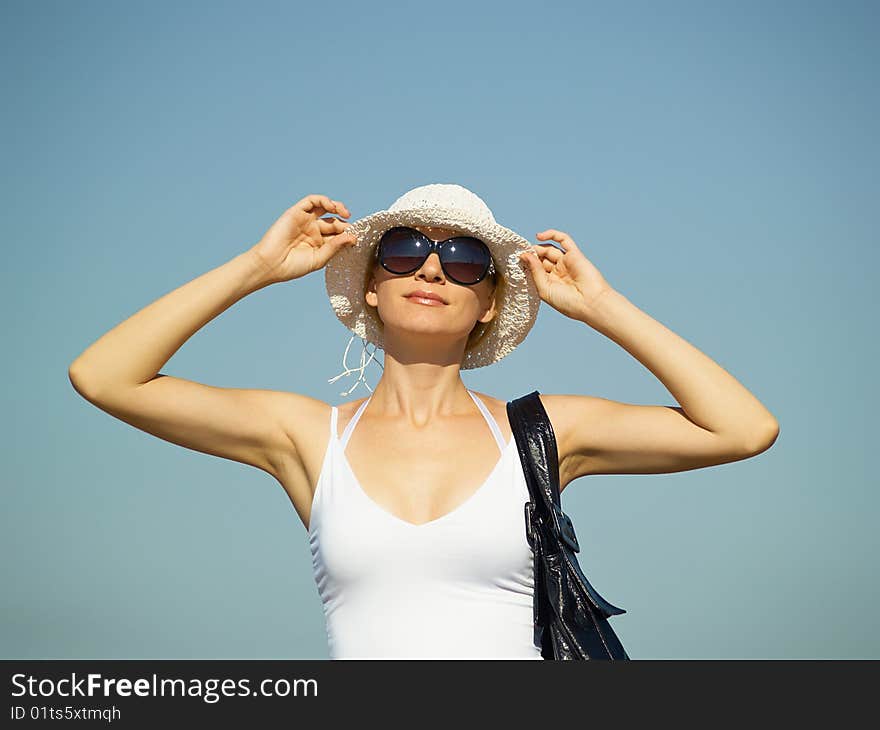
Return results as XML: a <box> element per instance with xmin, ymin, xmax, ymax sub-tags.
<box><xmin>382</xmin><ymin>319</ymin><xmax>466</xmax><ymax>342</ymax></box>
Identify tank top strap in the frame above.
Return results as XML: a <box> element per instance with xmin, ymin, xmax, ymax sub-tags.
<box><xmin>467</xmin><ymin>389</ymin><xmax>507</xmax><ymax>453</ymax></box>
<box><xmin>339</xmin><ymin>396</ymin><xmax>372</xmax><ymax>449</ymax></box>
<box><xmin>329</xmin><ymin>405</ymin><xmax>339</xmax><ymax>440</ymax></box>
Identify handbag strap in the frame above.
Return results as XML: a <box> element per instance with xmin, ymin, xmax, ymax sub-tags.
<box><xmin>508</xmin><ymin>391</ymin><xmax>628</xmax><ymax>623</ymax></box>
<box><xmin>506</xmin><ymin>390</ymin><xmax>581</xmax><ymax>554</ymax></box>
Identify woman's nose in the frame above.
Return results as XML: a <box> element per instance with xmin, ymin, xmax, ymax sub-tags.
<box><xmin>416</xmin><ymin>252</ymin><xmax>445</xmax><ymax>281</ymax></box>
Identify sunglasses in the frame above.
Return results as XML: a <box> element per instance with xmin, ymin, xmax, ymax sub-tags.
<box><xmin>375</xmin><ymin>226</ymin><xmax>496</xmax><ymax>286</ymax></box>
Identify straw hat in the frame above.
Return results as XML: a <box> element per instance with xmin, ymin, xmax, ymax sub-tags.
<box><xmin>324</xmin><ymin>183</ymin><xmax>540</xmax><ymax>394</ymax></box>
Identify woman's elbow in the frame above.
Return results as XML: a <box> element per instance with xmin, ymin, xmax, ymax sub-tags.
<box><xmin>743</xmin><ymin>419</ymin><xmax>780</xmax><ymax>455</ymax></box>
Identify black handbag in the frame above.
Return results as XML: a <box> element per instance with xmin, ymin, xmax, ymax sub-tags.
<box><xmin>507</xmin><ymin>390</ymin><xmax>630</xmax><ymax>660</ymax></box>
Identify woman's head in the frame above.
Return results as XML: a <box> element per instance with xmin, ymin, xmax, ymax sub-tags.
<box><xmin>325</xmin><ymin>184</ymin><xmax>542</xmax><ymax>393</ymax></box>
<box><xmin>363</xmin><ymin>224</ymin><xmax>501</xmax><ymax>363</ymax></box>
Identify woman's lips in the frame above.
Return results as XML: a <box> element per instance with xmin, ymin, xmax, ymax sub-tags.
<box><xmin>406</xmin><ymin>295</ymin><xmax>446</xmax><ymax>306</ymax></box>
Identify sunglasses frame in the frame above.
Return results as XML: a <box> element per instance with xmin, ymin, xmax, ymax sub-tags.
<box><xmin>375</xmin><ymin>226</ymin><xmax>497</xmax><ymax>286</ymax></box>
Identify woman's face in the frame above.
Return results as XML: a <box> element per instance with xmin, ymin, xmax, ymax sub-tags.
<box><xmin>365</xmin><ymin>225</ymin><xmax>498</xmax><ymax>355</ymax></box>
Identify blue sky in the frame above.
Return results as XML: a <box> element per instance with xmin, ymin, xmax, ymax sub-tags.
<box><xmin>2</xmin><ymin>0</ymin><xmax>877</xmax><ymax>658</ymax></box>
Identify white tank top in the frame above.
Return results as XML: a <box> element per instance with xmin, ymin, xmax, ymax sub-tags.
<box><xmin>308</xmin><ymin>389</ymin><xmax>542</xmax><ymax>659</ymax></box>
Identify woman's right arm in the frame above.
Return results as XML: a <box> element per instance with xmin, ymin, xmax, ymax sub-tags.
<box><xmin>68</xmin><ymin>194</ymin><xmax>357</xmax><ymax>480</ymax></box>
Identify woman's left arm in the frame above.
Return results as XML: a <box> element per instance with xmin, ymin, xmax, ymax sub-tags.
<box><xmin>518</xmin><ymin>230</ymin><xmax>779</xmax><ymax>488</ymax></box>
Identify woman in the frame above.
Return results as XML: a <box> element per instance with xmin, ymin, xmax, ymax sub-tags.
<box><xmin>68</xmin><ymin>183</ymin><xmax>779</xmax><ymax>659</ymax></box>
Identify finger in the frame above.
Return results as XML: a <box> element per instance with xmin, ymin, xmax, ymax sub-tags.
<box><xmin>537</xmin><ymin>229</ymin><xmax>577</xmax><ymax>253</ymax></box>
<box><xmin>518</xmin><ymin>250</ymin><xmax>549</xmax><ymax>297</ymax></box>
<box><xmin>312</xmin><ymin>230</ymin><xmax>357</xmax><ymax>268</ymax></box>
<box><xmin>297</xmin><ymin>195</ymin><xmax>332</xmax><ymax>216</ymax></box>
<box><xmin>300</xmin><ymin>195</ymin><xmax>351</xmax><ymax>219</ymax></box>
<box><xmin>318</xmin><ymin>226</ymin><xmax>358</xmax><ymax>248</ymax></box>
<box><xmin>533</xmin><ymin>244</ymin><xmax>564</xmax><ymax>263</ymax></box>
<box><xmin>323</xmin><ymin>222</ymin><xmax>358</xmax><ymax>245</ymax></box>
<box><xmin>316</xmin><ymin>217</ymin><xmax>351</xmax><ymax>234</ymax></box>
<box><xmin>303</xmin><ymin>194</ymin><xmax>337</xmax><ymax>215</ymax></box>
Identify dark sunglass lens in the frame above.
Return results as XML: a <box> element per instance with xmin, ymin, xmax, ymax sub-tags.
<box><xmin>380</xmin><ymin>228</ymin><xmax>426</xmax><ymax>273</ymax></box>
<box><xmin>442</xmin><ymin>238</ymin><xmax>491</xmax><ymax>283</ymax></box>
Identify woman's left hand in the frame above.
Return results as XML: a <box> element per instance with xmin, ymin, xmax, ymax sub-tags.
<box><xmin>519</xmin><ymin>229</ymin><xmax>614</xmax><ymax>323</ymax></box>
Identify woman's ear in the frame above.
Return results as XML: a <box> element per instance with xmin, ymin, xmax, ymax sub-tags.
<box><xmin>477</xmin><ymin>287</ymin><xmax>498</xmax><ymax>324</ymax></box>
<box><xmin>365</xmin><ymin>270</ymin><xmax>378</xmax><ymax>309</ymax></box>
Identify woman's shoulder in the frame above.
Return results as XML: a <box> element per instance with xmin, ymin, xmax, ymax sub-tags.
<box><xmin>467</xmin><ymin>388</ymin><xmax>503</xmax><ymax>405</ymax></box>
<box><xmin>334</xmin><ymin>395</ymin><xmax>371</xmax><ymax>421</ymax></box>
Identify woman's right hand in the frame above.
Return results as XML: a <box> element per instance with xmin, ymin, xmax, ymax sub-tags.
<box><xmin>248</xmin><ymin>194</ymin><xmax>357</xmax><ymax>284</ymax></box>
